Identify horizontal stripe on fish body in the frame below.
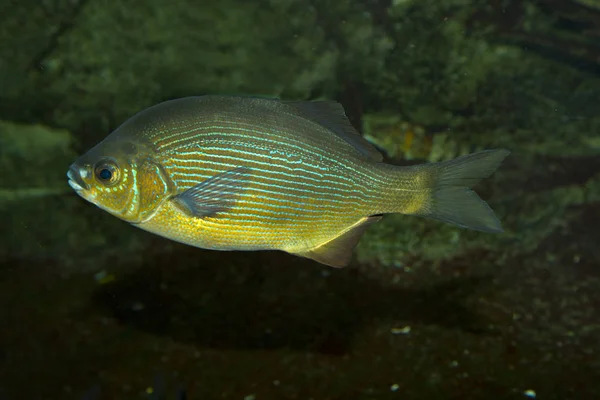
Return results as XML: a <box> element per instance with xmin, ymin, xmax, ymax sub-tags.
<box><xmin>68</xmin><ymin>95</ymin><xmax>509</xmax><ymax>267</ymax></box>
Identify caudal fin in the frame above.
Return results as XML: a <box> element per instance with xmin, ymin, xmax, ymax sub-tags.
<box><xmin>412</xmin><ymin>149</ymin><xmax>509</xmax><ymax>233</ymax></box>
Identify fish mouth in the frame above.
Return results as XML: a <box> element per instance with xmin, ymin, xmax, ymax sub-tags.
<box><xmin>67</xmin><ymin>165</ymin><xmax>90</xmax><ymax>191</ymax></box>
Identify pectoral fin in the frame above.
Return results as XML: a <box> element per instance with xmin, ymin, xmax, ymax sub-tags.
<box><xmin>170</xmin><ymin>166</ymin><xmax>251</xmax><ymax>218</ymax></box>
<box><xmin>294</xmin><ymin>215</ymin><xmax>382</xmax><ymax>268</ymax></box>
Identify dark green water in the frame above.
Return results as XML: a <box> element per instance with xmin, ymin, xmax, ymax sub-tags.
<box><xmin>1</xmin><ymin>0</ymin><xmax>599</xmax><ymax>399</ymax></box>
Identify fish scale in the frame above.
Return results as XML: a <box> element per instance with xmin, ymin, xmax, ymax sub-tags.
<box><xmin>147</xmin><ymin>109</ymin><xmax>378</xmax><ymax>251</ymax></box>
<box><xmin>67</xmin><ymin>95</ymin><xmax>509</xmax><ymax>267</ymax></box>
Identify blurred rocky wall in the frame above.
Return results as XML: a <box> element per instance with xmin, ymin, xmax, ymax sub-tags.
<box><xmin>1</xmin><ymin>0</ymin><xmax>599</xmax><ymax>274</ymax></box>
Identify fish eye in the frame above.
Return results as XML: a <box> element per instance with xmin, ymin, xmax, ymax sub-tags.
<box><xmin>94</xmin><ymin>161</ymin><xmax>120</xmax><ymax>185</ymax></box>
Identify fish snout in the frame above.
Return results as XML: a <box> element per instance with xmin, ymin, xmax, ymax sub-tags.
<box><xmin>67</xmin><ymin>164</ymin><xmax>91</xmax><ymax>191</ymax></box>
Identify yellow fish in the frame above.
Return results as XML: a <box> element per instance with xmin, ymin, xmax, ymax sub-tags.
<box><xmin>67</xmin><ymin>96</ymin><xmax>509</xmax><ymax>267</ymax></box>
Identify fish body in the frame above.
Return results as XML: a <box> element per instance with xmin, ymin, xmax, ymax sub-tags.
<box><xmin>68</xmin><ymin>96</ymin><xmax>509</xmax><ymax>267</ymax></box>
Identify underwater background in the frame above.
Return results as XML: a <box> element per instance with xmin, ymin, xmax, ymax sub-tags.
<box><xmin>1</xmin><ymin>0</ymin><xmax>600</xmax><ymax>398</ymax></box>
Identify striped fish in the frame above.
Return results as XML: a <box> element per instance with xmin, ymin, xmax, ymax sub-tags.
<box><xmin>67</xmin><ymin>96</ymin><xmax>509</xmax><ymax>267</ymax></box>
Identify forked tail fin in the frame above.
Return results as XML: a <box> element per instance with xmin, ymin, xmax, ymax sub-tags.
<box><xmin>406</xmin><ymin>149</ymin><xmax>510</xmax><ymax>232</ymax></box>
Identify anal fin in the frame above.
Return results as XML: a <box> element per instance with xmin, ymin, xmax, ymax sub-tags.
<box><xmin>293</xmin><ymin>215</ymin><xmax>382</xmax><ymax>268</ymax></box>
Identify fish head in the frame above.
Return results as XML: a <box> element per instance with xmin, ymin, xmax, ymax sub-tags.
<box><xmin>67</xmin><ymin>136</ymin><xmax>174</xmax><ymax>224</ymax></box>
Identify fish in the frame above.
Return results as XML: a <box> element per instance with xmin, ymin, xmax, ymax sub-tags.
<box><xmin>67</xmin><ymin>95</ymin><xmax>509</xmax><ymax>267</ymax></box>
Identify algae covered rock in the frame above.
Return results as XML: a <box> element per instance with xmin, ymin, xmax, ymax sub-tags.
<box><xmin>352</xmin><ymin>0</ymin><xmax>600</xmax><ymax>268</ymax></box>
<box><xmin>0</xmin><ymin>121</ymin><xmax>152</xmax><ymax>274</ymax></box>
<box><xmin>0</xmin><ymin>121</ymin><xmax>74</xmax><ymax>190</ymax></box>
<box><xmin>1</xmin><ymin>0</ymin><xmax>599</xmax><ymax>273</ymax></box>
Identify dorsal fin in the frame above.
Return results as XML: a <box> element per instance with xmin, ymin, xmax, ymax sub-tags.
<box><xmin>293</xmin><ymin>215</ymin><xmax>382</xmax><ymax>267</ymax></box>
<box><xmin>284</xmin><ymin>100</ymin><xmax>383</xmax><ymax>162</ymax></box>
